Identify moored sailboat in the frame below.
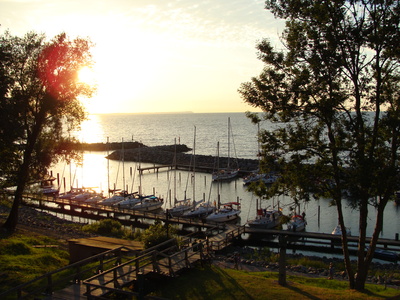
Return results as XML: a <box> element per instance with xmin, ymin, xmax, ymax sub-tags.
<box><xmin>206</xmin><ymin>201</ymin><xmax>241</xmax><ymax>223</ymax></box>
<box><xmin>212</xmin><ymin>117</ymin><xmax>239</xmax><ymax>181</ymax></box>
<box><xmin>287</xmin><ymin>214</ymin><xmax>307</xmax><ymax>232</ymax></box>
<box><xmin>247</xmin><ymin>199</ymin><xmax>284</xmax><ymax>229</ymax></box>
<box><xmin>132</xmin><ymin>195</ymin><xmax>163</xmax><ymax>211</ymax></box>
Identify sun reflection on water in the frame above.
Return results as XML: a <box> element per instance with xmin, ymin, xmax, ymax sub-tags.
<box><xmin>75</xmin><ymin>114</ymin><xmax>105</xmax><ymax>143</ymax></box>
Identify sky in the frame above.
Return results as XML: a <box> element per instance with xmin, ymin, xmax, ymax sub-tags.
<box><xmin>0</xmin><ymin>0</ymin><xmax>285</xmax><ymax>114</ymax></box>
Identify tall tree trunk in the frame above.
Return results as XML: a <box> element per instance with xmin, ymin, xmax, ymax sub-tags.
<box><xmin>2</xmin><ymin>110</ymin><xmax>45</xmax><ymax>232</ymax></box>
<box><xmin>336</xmin><ymin>197</ymin><xmax>355</xmax><ymax>289</ymax></box>
<box><xmin>355</xmin><ymin>195</ymin><xmax>368</xmax><ymax>290</ymax></box>
<box><xmin>355</xmin><ymin>196</ymin><xmax>388</xmax><ymax>290</ymax></box>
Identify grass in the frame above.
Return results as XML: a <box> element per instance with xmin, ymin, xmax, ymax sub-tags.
<box><xmin>149</xmin><ymin>264</ymin><xmax>400</xmax><ymax>300</ymax></box>
<box><xmin>0</xmin><ymin>233</ymin><xmax>69</xmax><ymax>292</ymax></box>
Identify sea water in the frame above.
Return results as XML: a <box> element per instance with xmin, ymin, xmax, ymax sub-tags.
<box><xmin>49</xmin><ymin>112</ymin><xmax>400</xmax><ymax>240</ymax></box>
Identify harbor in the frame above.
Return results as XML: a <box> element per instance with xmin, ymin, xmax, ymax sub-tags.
<box><xmin>22</xmin><ymin>194</ymin><xmax>400</xmax><ymax>260</ymax></box>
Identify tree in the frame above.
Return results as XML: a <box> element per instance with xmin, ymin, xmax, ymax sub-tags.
<box><xmin>239</xmin><ymin>0</ymin><xmax>400</xmax><ymax>291</ymax></box>
<box><xmin>0</xmin><ymin>31</ymin><xmax>95</xmax><ymax>232</ymax></box>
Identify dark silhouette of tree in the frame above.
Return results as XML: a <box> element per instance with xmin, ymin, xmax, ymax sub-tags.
<box><xmin>0</xmin><ymin>31</ymin><xmax>95</xmax><ymax>232</ymax></box>
<box><xmin>239</xmin><ymin>0</ymin><xmax>400</xmax><ymax>290</ymax></box>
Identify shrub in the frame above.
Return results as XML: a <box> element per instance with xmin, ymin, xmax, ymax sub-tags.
<box><xmin>137</xmin><ymin>221</ymin><xmax>178</xmax><ymax>249</ymax></box>
<box><xmin>82</xmin><ymin>219</ymin><xmax>133</xmax><ymax>239</ymax></box>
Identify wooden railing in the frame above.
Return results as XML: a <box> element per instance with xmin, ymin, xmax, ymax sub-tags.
<box><xmin>83</xmin><ymin>239</ymin><xmax>207</xmax><ymax>298</ymax></box>
<box><xmin>0</xmin><ymin>246</ymin><xmax>134</xmax><ymax>299</ymax></box>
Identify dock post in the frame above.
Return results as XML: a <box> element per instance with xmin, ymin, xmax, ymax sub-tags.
<box><xmin>396</xmin><ymin>233</ymin><xmax>399</xmax><ymax>241</ymax></box>
<box><xmin>278</xmin><ymin>234</ymin><xmax>287</xmax><ymax>286</ymax></box>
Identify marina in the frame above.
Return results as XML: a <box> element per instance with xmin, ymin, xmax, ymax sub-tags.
<box><xmin>22</xmin><ymin>194</ymin><xmax>400</xmax><ymax>259</ymax></box>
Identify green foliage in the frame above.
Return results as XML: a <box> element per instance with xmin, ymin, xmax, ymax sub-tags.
<box><xmin>82</xmin><ymin>219</ymin><xmax>134</xmax><ymax>239</ymax></box>
<box><xmin>0</xmin><ymin>30</ymin><xmax>95</xmax><ymax>231</ymax></box>
<box><xmin>137</xmin><ymin>221</ymin><xmax>178</xmax><ymax>249</ymax></box>
<box><xmin>239</xmin><ymin>0</ymin><xmax>400</xmax><ymax>290</ymax></box>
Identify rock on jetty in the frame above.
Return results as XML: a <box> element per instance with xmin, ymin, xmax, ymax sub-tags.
<box><xmin>106</xmin><ymin>144</ymin><xmax>259</xmax><ymax>174</ymax></box>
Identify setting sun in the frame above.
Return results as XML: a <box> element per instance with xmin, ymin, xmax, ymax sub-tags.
<box><xmin>78</xmin><ymin>66</ymin><xmax>96</xmax><ymax>85</ymax></box>
<box><xmin>2</xmin><ymin>0</ymin><xmax>281</xmax><ymax>114</ymax></box>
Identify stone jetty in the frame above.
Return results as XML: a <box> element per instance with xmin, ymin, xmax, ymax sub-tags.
<box><xmin>106</xmin><ymin>144</ymin><xmax>259</xmax><ymax>174</ymax></box>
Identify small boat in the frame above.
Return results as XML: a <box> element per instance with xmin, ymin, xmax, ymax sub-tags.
<box><xmin>132</xmin><ymin>196</ymin><xmax>163</xmax><ymax>211</ymax></box>
<box><xmin>332</xmin><ymin>224</ymin><xmax>351</xmax><ymax>236</ymax></box>
<box><xmin>168</xmin><ymin>199</ymin><xmax>197</xmax><ymax>217</ymax></box>
<box><xmin>212</xmin><ymin>168</ymin><xmax>239</xmax><ymax>181</ymax></box>
<box><xmin>243</xmin><ymin>172</ymin><xmax>266</xmax><ymax>185</ymax></box>
<box><xmin>206</xmin><ymin>202</ymin><xmax>241</xmax><ymax>223</ymax></box>
<box><xmin>247</xmin><ymin>208</ymin><xmax>283</xmax><ymax>229</ymax></box>
<box><xmin>84</xmin><ymin>194</ymin><xmax>105</xmax><ymax>203</ymax></box>
<box><xmin>114</xmin><ymin>193</ymin><xmax>143</xmax><ymax>208</ymax></box>
<box><xmin>42</xmin><ymin>187</ymin><xmax>59</xmax><ymax>197</ymax></box>
<box><xmin>58</xmin><ymin>187</ymin><xmax>85</xmax><ymax>200</ymax></box>
<box><xmin>183</xmin><ymin>200</ymin><xmax>216</xmax><ymax>218</ymax></box>
<box><xmin>72</xmin><ymin>188</ymin><xmax>103</xmax><ymax>202</ymax></box>
<box><xmin>99</xmin><ymin>190</ymin><xmax>129</xmax><ymax>206</ymax></box>
<box><xmin>262</xmin><ymin>173</ymin><xmax>279</xmax><ymax>184</ymax></box>
<box><xmin>287</xmin><ymin>215</ymin><xmax>306</xmax><ymax>232</ymax></box>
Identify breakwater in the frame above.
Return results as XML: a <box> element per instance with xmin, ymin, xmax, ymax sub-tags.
<box><xmin>106</xmin><ymin>144</ymin><xmax>259</xmax><ymax>174</ymax></box>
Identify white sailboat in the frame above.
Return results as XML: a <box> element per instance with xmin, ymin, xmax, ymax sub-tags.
<box><xmin>206</xmin><ymin>201</ymin><xmax>241</xmax><ymax>223</ymax></box>
<box><xmin>247</xmin><ymin>208</ymin><xmax>283</xmax><ymax>229</ymax></box>
<box><xmin>132</xmin><ymin>195</ymin><xmax>163</xmax><ymax>211</ymax></box>
<box><xmin>183</xmin><ymin>200</ymin><xmax>216</xmax><ymax>218</ymax></box>
<box><xmin>169</xmin><ymin>127</ymin><xmax>206</xmax><ymax>217</ymax></box>
<box><xmin>100</xmin><ymin>138</ymin><xmax>128</xmax><ymax>206</ymax></box>
<box><xmin>205</xmin><ymin>177</ymin><xmax>241</xmax><ymax>223</ymax></box>
<box><xmin>212</xmin><ymin>117</ymin><xmax>239</xmax><ymax>181</ymax></box>
<box><xmin>247</xmin><ymin>198</ymin><xmax>283</xmax><ymax>229</ymax></box>
<box><xmin>167</xmin><ymin>138</ymin><xmax>195</xmax><ymax>217</ymax></box>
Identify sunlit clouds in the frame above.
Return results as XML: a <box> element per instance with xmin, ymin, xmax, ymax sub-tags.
<box><xmin>1</xmin><ymin>0</ymin><xmax>284</xmax><ymax>114</ymax></box>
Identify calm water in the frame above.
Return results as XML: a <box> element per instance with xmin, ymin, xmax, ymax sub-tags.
<box><xmin>50</xmin><ymin>112</ymin><xmax>400</xmax><ymax>239</ymax></box>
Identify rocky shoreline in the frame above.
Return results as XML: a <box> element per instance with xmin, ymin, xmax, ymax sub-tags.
<box><xmin>0</xmin><ymin>204</ymin><xmax>92</xmax><ymax>241</ymax></box>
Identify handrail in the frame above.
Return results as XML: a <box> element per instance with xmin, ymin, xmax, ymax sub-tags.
<box><xmin>84</xmin><ymin>241</ymin><xmax>207</xmax><ymax>298</ymax></box>
<box><xmin>0</xmin><ymin>245</ymin><xmax>134</xmax><ymax>299</ymax></box>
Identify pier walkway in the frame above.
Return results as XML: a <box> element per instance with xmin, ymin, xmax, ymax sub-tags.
<box><xmin>1</xmin><ymin>223</ymin><xmax>243</xmax><ymax>299</ymax></box>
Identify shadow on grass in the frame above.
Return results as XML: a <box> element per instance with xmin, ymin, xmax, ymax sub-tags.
<box><xmin>150</xmin><ymin>264</ymin><xmax>255</xmax><ymax>300</ymax></box>
<box><xmin>150</xmin><ymin>263</ymin><xmax>400</xmax><ymax>300</ymax></box>
<box><xmin>284</xmin><ymin>283</ymin><xmax>322</xmax><ymax>300</ymax></box>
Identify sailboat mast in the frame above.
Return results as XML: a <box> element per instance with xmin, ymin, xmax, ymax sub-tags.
<box><xmin>227</xmin><ymin>117</ymin><xmax>230</xmax><ymax>169</ymax></box>
<box><xmin>122</xmin><ymin>138</ymin><xmax>126</xmax><ymax>192</ymax></box>
<box><xmin>107</xmin><ymin>137</ymin><xmax>110</xmax><ymax>197</ymax></box>
<box><xmin>193</xmin><ymin>126</ymin><xmax>196</xmax><ymax>202</ymax></box>
<box><xmin>174</xmin><ymin>138</ymin><xmax>177</xmax><ymax>202</ymax></box>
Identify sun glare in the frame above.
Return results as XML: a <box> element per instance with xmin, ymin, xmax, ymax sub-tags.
<box><xmin>78</xmin><ymin>66</ymin><xmax>96</xmax><ymax>85</ymax></box>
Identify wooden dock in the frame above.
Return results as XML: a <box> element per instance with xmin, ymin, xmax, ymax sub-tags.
<box><xmin>22</xmin><ymin>195</ymin><xmax>220</xmax><ymax>230</ymax></box>
<box><xmin>137</xmin><ymin>163</ymin><xmax>216</xmax><ymax>174</ymax></box>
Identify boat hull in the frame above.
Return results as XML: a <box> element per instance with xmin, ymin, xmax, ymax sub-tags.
<box><xmin>206</xmin><ymin>210</ymin><xmax>240</xmax><ymax>223</ymax></box>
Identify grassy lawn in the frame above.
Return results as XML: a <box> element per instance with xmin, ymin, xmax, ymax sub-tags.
<box><xmin>0</xmin><ymin>233</ymin><xmax>69</xmax><ymax>292</ymax></box>
<box><xmin>149</xmin><ymin>265</ymin><xmax>400</xmax><ymax>300</ymax></box>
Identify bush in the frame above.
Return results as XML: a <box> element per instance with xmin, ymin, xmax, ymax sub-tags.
<box><xmin>137</xmin><ymin>221</ymin><xmax>178</xmax><ymax>249</ymax></box>
<box><xmin>82</xmin><ymin>219</ymin><xmax>133</xmax><ymax>239</ymax></box>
